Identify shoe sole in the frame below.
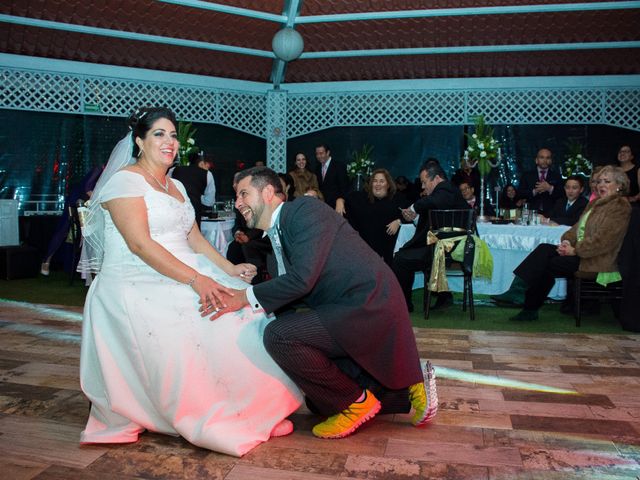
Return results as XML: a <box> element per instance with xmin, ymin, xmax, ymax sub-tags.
<box><xmin>413</xmin><ymin>361</ymin><xmax>438</xmax><ymax>427</ymax></box>
<box><xmin>313</xmin><ymin>400</ymin><xmax>382</xmax><ymax>439</ymax></box>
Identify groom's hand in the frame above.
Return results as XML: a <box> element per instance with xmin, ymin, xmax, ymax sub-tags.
<box><xmin>208</xmin><ymin>288</ymin><xmax>248</xmax><ymax>320</ymax></box>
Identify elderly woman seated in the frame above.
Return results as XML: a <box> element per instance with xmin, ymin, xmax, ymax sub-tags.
<box><xmin>496</xmin><ymin>165</ymin><xmax>631</xmax><ymax>321</ymax></box>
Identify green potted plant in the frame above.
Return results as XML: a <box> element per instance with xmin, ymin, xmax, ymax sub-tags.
<box><xmin>346</xmin><ymin>144</ymin><xmax>374</xmax><ymax>191</ymax></box>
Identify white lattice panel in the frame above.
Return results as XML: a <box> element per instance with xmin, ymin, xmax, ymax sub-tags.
<box><xmin>336</xmin><ymin>91</ymin><xmax>466</xmax><ymax>127</ymax></box>
<box><xmin>606</xmin><ymin>90</ymin><xmax>640</xmax><ymax>132</ymax></box>
<box><xmin>2</xmin><ymin>67</ymin><xmax>640</xmax><ymax>140</ymax></box>
<box><xmin>467</xmin><ymin>90</ymin><xmax>603</xmax><ymax>125</ymax></box>
<box><xmin>218</xmin><ymin>91</ymin><xmax>267</xmax><ymax>138</ymax></box>
<box><xmin>1</xmin><ymin>68</ymin><xmax>267</xmax><ymax>137</ymax></box>
<box><xmin>286</xmin><ymin>94</ymin><xmax>337</xmax><ymax>137</ymax></box>
<box><xmin>266</xmin><ymin>90</ymin><xmax>287</xmax><ymax>172</ymax></box>
<box><xmin>1</xmin><ymin>70</ymin><xmax>82</xmax><ymax>113</ymax></box>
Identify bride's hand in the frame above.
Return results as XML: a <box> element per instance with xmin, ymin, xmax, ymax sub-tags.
<box><xmin>190</xmin><ymin>274</ymin><xmax>234</xmax><ymax>316</ymax></box>
<box><xmin>231</xmin><ymin>263</ymin><xmax>257</xmax><ymax>283</ymax></box>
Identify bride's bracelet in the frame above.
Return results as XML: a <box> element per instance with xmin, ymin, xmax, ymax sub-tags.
<box><xmin>186</xmin><ymin>273</ymin><xmax>198</xmax><ymax>287</ymax></box>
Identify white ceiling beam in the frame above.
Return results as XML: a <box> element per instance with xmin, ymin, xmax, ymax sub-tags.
<box><xmin>0</xmin><ymin>14</ymin><xmax>274</xmax><ymax>58</ymax></box>
<box><xmin>155</xmin><ymin>0</ymin><xmax>284</xmax><ymax>22</ymax></box>
<box><xmin>300</xmin><ymin>41</ymin><xmax>640</xmax><ymax>59</ymax></box>
<box><xmin>296</xmin><ymin>1</ymin><xmax>640</xmax><ymax>24</ymax></box>
<box><xmin>155</xmin><ymin>1</ymin><xmax>640</xmax><ymax>25</ymax></box>
<box><xmin>2</xmin><ymin>13</ymin><xmax>637</xmax><ymax>61</ymax></box>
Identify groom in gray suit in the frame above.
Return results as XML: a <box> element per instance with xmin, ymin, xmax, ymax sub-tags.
<box><xmin>212</xmin><ymin>167</ymin><xmax>437</xmax><ymax>439</ymax></box>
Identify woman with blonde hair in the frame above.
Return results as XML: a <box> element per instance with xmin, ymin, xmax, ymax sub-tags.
<box><xmin>505</xmin><ymin>165</ymin><xmax>631</xmax><ymax>321</ymax></box>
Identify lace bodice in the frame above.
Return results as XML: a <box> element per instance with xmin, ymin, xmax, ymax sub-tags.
<box><xmin>99</xmin><ymin>170</ymin><xmax>195</xmax><ymax>269</ymax></box>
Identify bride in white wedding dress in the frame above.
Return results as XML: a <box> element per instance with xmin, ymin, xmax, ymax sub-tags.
<box><xmin>79</xmin><ymin>107</ymin><xmax>302</xmax><ymax>457</ymax></box>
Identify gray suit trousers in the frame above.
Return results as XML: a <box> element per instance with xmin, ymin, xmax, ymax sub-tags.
<box><xmin>263</xmin><ymin>309</ymin><xmax>411</xmax><ymax>417</ymax></box>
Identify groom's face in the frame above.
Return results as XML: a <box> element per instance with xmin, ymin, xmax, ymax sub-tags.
<box><xmin>235</xmin><ymin>176</ymin><xmax>268</xmax><ymax>230</ymax></box>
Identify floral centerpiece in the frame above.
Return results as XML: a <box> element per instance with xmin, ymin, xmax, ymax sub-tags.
<box><xmin>177</xmin><ymin>121</ymin><xmax>200</xmax><ymax>166</ymax></box>
<box><xmin>561</xmin><ymin>140</ymin><xmax>592</xmax><ymax>179</ymax></box>
<box><xmin>463</xmin><ymin>115</ymin><xmax>501</xmax><ymax>218</ymax></box>
<box><xmin>347</xmin><ymin>144</ymin><xmax>374</xmax><ymax>178</ymax></box>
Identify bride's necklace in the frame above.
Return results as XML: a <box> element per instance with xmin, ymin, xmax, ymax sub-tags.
<box><xmin>138</xmin><ymin>162</ymin><xmax>169</xmax><ymax>193</ymax></box>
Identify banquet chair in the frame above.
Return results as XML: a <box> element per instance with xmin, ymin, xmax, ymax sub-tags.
<box><xmin>573</xmin><ymin>271</ymin><xmax>623</xmax><ymax>327</ymax></box>
<box><xmin>423</xmin><ymin>209</ymin><xmax>476</xmax><ymax>320</ymax></box>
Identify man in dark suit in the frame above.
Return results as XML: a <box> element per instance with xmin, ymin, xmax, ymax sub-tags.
<box><xmin>213</xmin><ymin>167</ymin><xmax>437</xmax><ymax>439</ymax></box>
<box><xmin>516</xmin><ymin>148</ymin><xmax>564</xmax><ymax>215</ymax></box>
<box><xmin>392</xmin><ymin>162</ymin><xmax>470</xmax><ymax>312</ymax></box>
<box><xmin>315</xmin><ymin>144</ymin><xmax>350</xmax><ymax>215</ymax></box>
<box><xmin>543</xmin><ymin>175</ymin><xmax>588</xmax><ymax>226</ymax></box>
<box><xmin>225</xmin><ymin>207</ymin><xmax>272</xmax><ymax>284</ymax></box>
<box><xmin>170</xmin><ymin>153</ymin><xmax>216</xmax><ymax>226</ymax></box>
<box><xmin>459</xmin><ymin>181</ymin><xmax>495</xmax><ymax>218</ymax></box>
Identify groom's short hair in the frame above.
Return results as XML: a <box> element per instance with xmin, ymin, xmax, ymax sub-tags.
<box><xmin>236</xmin><ymin>166</ymin><xmax>281</xmax><ymax>193</ymax></box>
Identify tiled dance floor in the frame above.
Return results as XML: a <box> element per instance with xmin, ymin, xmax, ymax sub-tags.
<box><xmin>0</xmin><ymin>300</ymin><xmax>639</xmax><ymax>479</ymax></box>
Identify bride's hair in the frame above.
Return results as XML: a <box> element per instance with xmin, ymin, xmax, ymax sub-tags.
<box><xmin>128</xmin><ymin>106</ymin><xmax>177</xmax><ymax>157</ymax></box>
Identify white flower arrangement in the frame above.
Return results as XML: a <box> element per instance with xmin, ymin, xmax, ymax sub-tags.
<box><xmin>562</xmin><ymin>141</ymin><xmax>592</xmax><ymax>179</ymax></box>
<box><xmin>464</xmin><ymin>116</ymin><xmax>501</xmax><ymax>177</ymax></box>
<box><xmin>177</xmin><ymin>121</ymin><xmax>200</xmax><ymax>166</ymax></box>
<box><xmin>346</xmin><ymin>144</ymin><xmax>374</xmax><ymax>179</ymax></box>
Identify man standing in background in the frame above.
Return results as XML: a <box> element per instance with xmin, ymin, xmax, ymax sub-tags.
<box><xmin>517</xmin><ymin>148</ymin><xmax>563</xmax><ymax>215</ymax></box>
<box><xmin>171</xmin><ymin>152</ymin><xmax>216</xmax><ymax>226</ymax></box>
<box><xmin>315</xmin><ymin>144</ymin><xmax>349</xmax><ymax>215</ymax></box>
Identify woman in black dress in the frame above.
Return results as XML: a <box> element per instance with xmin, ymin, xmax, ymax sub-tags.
<box><xmin>346</xmin><ymin>169</ymin><xmax>409</xmax><ymax>266</ymax></box>
<box><xmin>500</xmin><ymin>183</ymin><xmax>525</xmax><ymax>210</ymax></box>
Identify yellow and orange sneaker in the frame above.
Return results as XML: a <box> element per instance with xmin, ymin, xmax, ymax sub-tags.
<box><xmin>408</xmin><ymin>360</ymin><xmax>438</xmax><ymax>426</ymax></box>
<box><xmin>312</xmin><ymin>390</ymin><xmax>381</xmax><ymax>439</ymax></box>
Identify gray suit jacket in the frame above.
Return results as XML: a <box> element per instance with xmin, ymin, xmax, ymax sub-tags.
<box><xmin>253</xmin><ymin>197</ymin><xmax>421</xmax><ymax>389</ymax></box>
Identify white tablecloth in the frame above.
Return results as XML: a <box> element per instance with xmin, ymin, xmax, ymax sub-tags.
<box><xmin>396</xmin><ymin>222</ymin><xmax>570</xmax><ymax>299</ymax></box>
<box><xmin>200</xmin><ymin>218</ymin><xmax>235</xmax><ymax>257</ymax></box>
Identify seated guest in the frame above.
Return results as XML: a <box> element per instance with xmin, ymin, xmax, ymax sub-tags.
<box><xmin>543</xmin><ymin>175</ymin><xmax>588</xmax><ymax>226</ymax></box>
<box><xmin>517</xmin><ymin>148</ymin><xmax>564</xmax><ymax>215</ymax></box>
<box><xmin>346</xmin><ymin>169</ymin><xmax>409</xmax><ymax>266</ymax></box>
<box><xmin>393</xmin><ymin>161</ymin><xmax>469</xmax><ymax>312</ymax></box>
<box><xmin>227</xmin><ymin>173</ymin><xmax>272</xmax><ymax>283</ymax></box>
<box><xmin>459</xmin><ymin>181</ymin><xmax>495</xmax><ymax>217</ymax></box>
<box><xmin>226</xmin><ymin>208</ymin><xmax>272</xmax><ymax>285</ymax></box>
<box><xmin>395</xmin><ymin>175</ymin><xmax>419</xmax><ymax>204</ymax></box>
<box><xmin>500</xmin><ymin>183</ymin><xmax>525</xmax><ymax>210</ymax></box>
<box><xmin>587</xmin><ymin>166</ymin><xmax>604</xmax><ymax>203</ymax></box>
<box><xmin>452</xmin><ymin>157</ymin><xmax>481</xmax><ymax>201</ymax></box>
<box><xmin>277</xmin><ymin>172</ymin><xmax>295</xmax><ymax>201</ymax></box>
<box><xmin>288</xmin><ymin>152</ymin><xmax>322</xmax><ymax>199</ymax></box>
<box><xmin>496</xmin><ymin>166</ymin><xmax>631</xmax><ymax>321</ymax></box>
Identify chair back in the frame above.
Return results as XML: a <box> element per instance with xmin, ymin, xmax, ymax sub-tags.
<box><xmin>423</xmin><ymin>208</ymin><xmax>477</xmax><ymax>320</ymax></box>
<box><xmin>428</xmin><ymin>209</ymin><xmax>476</xmax><ymax>274</ymax></box>
<box><xmin>427</xmin><ymin>209</ymin><xmax>476</xmax><ymax>235</ymax></box>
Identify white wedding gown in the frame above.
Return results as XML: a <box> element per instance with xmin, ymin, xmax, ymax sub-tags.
<box><xmin>80</xmin><ymin>171</ymin><xmax>302</xmax><ymax>457</ymax></box>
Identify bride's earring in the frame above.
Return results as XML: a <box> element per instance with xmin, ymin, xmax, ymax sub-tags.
<box><xmin>137</xmin><ymin>149</ymin><xmax>144</xmax><ymax>158</ymax></box>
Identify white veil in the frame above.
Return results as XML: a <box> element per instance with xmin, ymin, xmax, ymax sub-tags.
<box><xmin>77</xmin><ymin>133</ymin><xmax>134</xmax><ymax>274</ymax></box>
